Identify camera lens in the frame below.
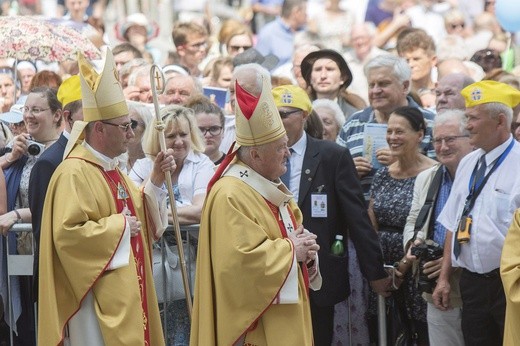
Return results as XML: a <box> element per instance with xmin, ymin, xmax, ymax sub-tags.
<box><xmin>27</xmin><ymin>143</ymin><xmax>41</xmax><ymax>156</ymax></box>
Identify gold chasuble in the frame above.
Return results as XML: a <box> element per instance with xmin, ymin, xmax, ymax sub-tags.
<box><xmin>190</xmin><ymin>160</ymin><xmax>315</xmax><ymax>346</ymax></box>
<box><xmin>38</xmin><ymin>145</ymin><xmax>164</xmax><ymax>346</ymax></box>
<box><xmin>501</xmin><ymin>210</ymin><xmax>520</xmax><ymax>345</ymax></box>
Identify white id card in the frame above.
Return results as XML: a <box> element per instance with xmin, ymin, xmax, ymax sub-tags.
<box><xmin>311</xmin><ymin>194</ymin><xmax>327</xmax><ymax>218</ymax></box>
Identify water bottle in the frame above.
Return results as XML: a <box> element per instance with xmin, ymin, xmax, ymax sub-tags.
<box><xmin>331</xmin><ymin>235</ymin><xmax>345</xmax><ymax>256</ymax></box>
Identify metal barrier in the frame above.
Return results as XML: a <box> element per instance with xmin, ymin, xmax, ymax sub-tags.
<box><xmin>6</xmin><ymin>223</ymin><xmax>36</xmax><ymax>346</ymax></box>
<box><xmin>378</xmin><ymin>295</ymin><xmax>387</xmax><ymax>346</ymax></box>
<box><xmin>5</xmin><ymin>223</ymin><xmax>199</xmax><ymax>344</ymax></box>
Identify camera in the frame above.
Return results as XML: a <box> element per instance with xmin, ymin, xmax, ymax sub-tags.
<box><xmin>27</xmin><ymin>140</ymin><xmax>45</xmax><ymax>156</ymax></box>
<box><xmin>410</xmin><ymin>240</ymin><xmax>443</xmax><ymax>293</ymax></box>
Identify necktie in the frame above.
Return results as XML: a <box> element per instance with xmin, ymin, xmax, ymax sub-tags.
<box><xmin>473</xmin><ymin>155</ymin><xmax>487</xmax><ymax>189</ymax></box>
<box><xmin>280</xmin><ymin>148</ymin><xmax>293</xmax><ymax>187</ymax></box>
<box><xmin>454</xmin><ymin>155</ymin><xmax>487</xmax><ymax>259</ymax></box>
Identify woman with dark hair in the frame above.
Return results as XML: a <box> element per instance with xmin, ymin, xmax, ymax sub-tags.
<box><xmin>0</xmin><ymin>87</ymin><xmax>62</xmax><ymax>345</ymax></box>
<box><xmin>301</xmin><ymin>49</ymin><xmax>366</xmax><ymax>120</ymax></box>
<box><xmin>186</xmin><ymin>95</ymin><xmax>226</xmax><ymax>164</ymax></box>
<box><xmin>367</xmin><ymin>106</ymin><xmax>436</xmax><ymax>345</ymax></box>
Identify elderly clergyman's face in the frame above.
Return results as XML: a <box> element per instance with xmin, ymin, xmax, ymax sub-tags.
<box><xmin>255</xmin><ymin>135</ymin><xmax>290</xmax><ymax>181</ymax></box>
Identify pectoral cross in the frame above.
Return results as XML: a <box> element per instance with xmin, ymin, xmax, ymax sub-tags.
<box><xmin>117</xmin><ymin>182</ymin><xmax>128</xmax><ymax>201</ymax></box>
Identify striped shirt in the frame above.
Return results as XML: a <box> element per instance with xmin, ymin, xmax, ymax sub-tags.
<box><xmin>336</xmin><ymin>96</ymin><xmax>436</xmax><ymax>199</ymax></box>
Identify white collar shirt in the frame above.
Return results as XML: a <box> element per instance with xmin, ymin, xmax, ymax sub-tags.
<box><xmin>438</xmin><ymin>136</ymin><xmax>520</xmax><ymax>273</ymax></box>
<box><xmin>287</xmin><ymin>133</ymin><xmax>307</xmax><ymax>202</ymax></box>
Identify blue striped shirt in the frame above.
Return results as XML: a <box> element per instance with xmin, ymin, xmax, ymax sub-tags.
<box><xmin>336</xmin><ymin>96</ymin><xmax>436</xmax><ymax>199</ymax></box>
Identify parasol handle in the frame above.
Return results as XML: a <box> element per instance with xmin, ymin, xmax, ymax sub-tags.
<box><xmin>149</xmin><ymin>64</ymin><xmax>193</xmax><ymax>318</ymax></box>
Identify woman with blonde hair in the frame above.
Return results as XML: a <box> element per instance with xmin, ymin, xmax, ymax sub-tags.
<box><xmin>130</xmin><ymin>104</ymin><xmax>214</xmax><ymax>225</ymax></box>
<box><xmin>223</xmin><ymin>24</ymin><xmax>254</xmax><ymax>58</ymax></box>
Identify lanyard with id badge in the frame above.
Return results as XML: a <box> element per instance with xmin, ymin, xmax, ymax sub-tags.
<box><xmin>456</xmin><ymin>140</ymin><xmax>514</xmax><ymax>246</ymax></box>
<box><xmin>311</xmin><ymin>185</ymin><xmax>327</xmax><ymax>218</ymax></box>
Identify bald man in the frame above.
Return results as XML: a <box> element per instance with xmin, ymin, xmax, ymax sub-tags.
<box><xmin>435</xmin><ymin>73</ymin><xmax>474</xmax><ymax>113</ymax></box>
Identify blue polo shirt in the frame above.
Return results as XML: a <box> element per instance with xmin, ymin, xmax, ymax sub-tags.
<box><xmin>256</xmin><ymin>17</ymin><xmax>295</xmax><ymax>68</ymax></box>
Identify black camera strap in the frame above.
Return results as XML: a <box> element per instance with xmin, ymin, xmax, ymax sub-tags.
<box><xmin>412</xmin><ymin>166</ymin><xmax>444</xmax><ymax>242</ymax></box>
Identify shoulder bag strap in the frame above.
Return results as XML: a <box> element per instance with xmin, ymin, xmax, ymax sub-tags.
<box><xmin>412</xmin><ymin>167</ymin><xmax>444</xmax><ymax>242</ymax></box>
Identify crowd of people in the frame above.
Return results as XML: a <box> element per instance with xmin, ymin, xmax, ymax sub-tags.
<box><xmin>0</xmin><ymin>0</ymin><xmax>520</xmax><ymax>345</ymax></box>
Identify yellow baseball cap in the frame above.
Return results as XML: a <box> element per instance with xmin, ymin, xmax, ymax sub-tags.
<box><xmin>461</xmin><ymin>80</ymin><xmax>520</xmax><ymax>108</ymax></box>
<box><xmin>272</xmin><ymin>85</ymin><xmax>312</xmax><ymax>113</ymax></box>
<box><xmin>57</xmin><ymin>75</ymin><xmax>81</xmax><ymax>108</ymax></box>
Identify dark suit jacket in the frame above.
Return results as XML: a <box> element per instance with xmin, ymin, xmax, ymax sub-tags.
<box><xmin>298</xmin><ymin>135</ymin><xmax>387</xmax><ymax>307</ymax></box>
<box><xmin>28</xmin><ymin>133</ymin><xmax>67</xmax><ymax>298</ymax></box>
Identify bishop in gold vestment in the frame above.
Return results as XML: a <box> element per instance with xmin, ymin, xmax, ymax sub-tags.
<box><xmin>190</xmin><ymin>65</ymin><xmax>321</xmax><ymax>346</ymax></box>
<box><xmin>38</xmin><ymin>48</ymin><xmax>171</xmax><ymax>346</ymax></box>
<box><xmin>38</xmin><ymin>145</ymin><xmax>165</xmax><ymax>345</ymax></box>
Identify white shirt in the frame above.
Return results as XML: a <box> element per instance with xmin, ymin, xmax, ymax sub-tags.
<box><xmin>438</xmin><ymin>136</ymin><xmax>520</xmax><ymax>273</ymax></box>
<box><xmin>287</xmin><ymin>133</ymin><xmax>307</xmax><ymax>202</ymax></box>
<box><xmin>129</xmin><ymin>151</ymin><xmax>215</xmax><ymax>206</ymax></box>
<box><xmin>219</xmin><ymin>114</ymin><xmax>236</xmax><ymax>154</ymax></box>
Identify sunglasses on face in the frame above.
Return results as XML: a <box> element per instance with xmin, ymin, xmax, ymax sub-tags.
<box><xmin>278</xmin><ymin>109</ymin><xmax>302</xmax><ymax>118</ymax></box>
<box><xmin>229</xmin><ymin>45</ymin><xmax>252</xmax><ymax>51</ymax></box>
<box><xmin>101</xmin><ymin>119</ymin><xmax>138</xmax><ymax>131</ymax></box>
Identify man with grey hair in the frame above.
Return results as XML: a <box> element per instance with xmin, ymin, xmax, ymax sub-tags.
<box><xmin>158</xmin><ymin>75</ymin><xmax>202</xmax><ymax>106</ymax></box>
<box><xmin>433</xmin><ymin>81</ymin><xmax>520</xmax><ymax>345</ymax></box>
<box><xmin>344</xmin><ymin>22</ymin><xmax>391</xmax><ymax>104</ymax></box>
<box><xmin>435</xmin><ymin>73</ymin><xmax>474</xmax><ymax>114</ymax></box>
<box><xmin>337</xmin><ymin>54</ymin><xmax>435</xmax><ymax>199</ymax></box>
<box><xmin>124</xmin><ymin>64</ymin><xmax>153</xmax><ymax>103</ymax></box>
<box><xmin>403</xmin><ymin>109</ymin><xmax>472</xmax><ymax>345</ymax></box>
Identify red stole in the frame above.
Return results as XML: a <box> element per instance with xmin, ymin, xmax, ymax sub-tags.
<box><xmin>101</xmin><ymin>169</ymin><xmax>151</xmax><ymax>344</ymax></box>
<box><xmin>265</xmin><ymin>200</ymin><xmax>310</xmax><ymax>294</ymax></box>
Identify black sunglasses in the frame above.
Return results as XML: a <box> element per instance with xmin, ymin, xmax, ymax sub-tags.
<box><xmin>101</xmin><ymin>119</ymin><xmax>138</xmax><ymax>131</ymax></box>
<box><xmin>279</xmin><ymin>109</ymin><xmax>302</xmax><ymax>118</ymax></box>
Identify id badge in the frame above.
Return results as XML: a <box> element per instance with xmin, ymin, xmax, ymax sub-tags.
<box><xmin>311</xmin><ymin>193</ymin><xmax>327</xmax><ymax>218</ymax></box>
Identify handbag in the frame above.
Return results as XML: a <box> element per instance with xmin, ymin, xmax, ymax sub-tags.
<box><xmin>387</xmin><ymin>291</ymin><xmax>418</xmax><ymax>346</ymax></box>
<box><xmin>152</xmin><ymin>237</ymin><xmax>196</xmax><ymax>303</ymax></box>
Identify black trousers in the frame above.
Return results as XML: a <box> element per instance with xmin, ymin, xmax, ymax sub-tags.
<box><xmin>459</xmin><ymin>268</ymin><xmax>505</xmax><ymax>346</ymax></box>
<box><xmin>310</xmin><ymin>298</ymin><xmax>334</xmax><ymax>346</ymax></box>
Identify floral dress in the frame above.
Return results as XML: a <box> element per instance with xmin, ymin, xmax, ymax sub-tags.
<box><xmin>368</xmin><ymin>167</ymin><xmax>427</xmax><ymax>331</ymax></box>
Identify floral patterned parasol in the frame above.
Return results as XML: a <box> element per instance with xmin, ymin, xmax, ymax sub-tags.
<box><xmin>0</xmin><ymin>15</ymin><xmax>101</xmax><ymax>62</ymax></box>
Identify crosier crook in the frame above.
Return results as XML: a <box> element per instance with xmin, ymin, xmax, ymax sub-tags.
<box><xmin>150</xmin><ymin>65</ymin><xmax>193</xmax><ymax>317</ymax></box>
